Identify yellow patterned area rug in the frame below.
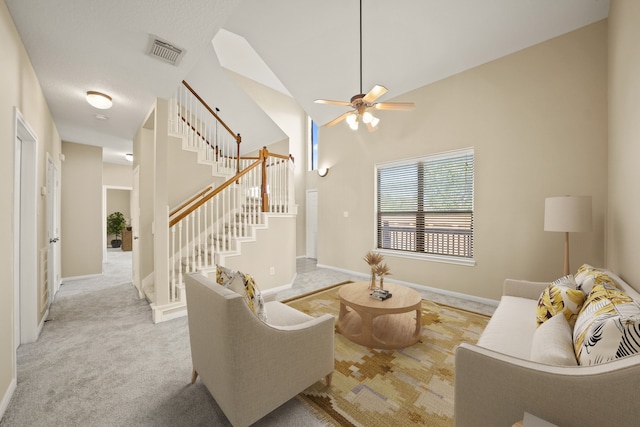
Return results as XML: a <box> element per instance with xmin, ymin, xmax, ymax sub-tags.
<box><xmin>285</xmin><ymin>282</ymin><xmax>490</xmax><ymax>427</ymax></box>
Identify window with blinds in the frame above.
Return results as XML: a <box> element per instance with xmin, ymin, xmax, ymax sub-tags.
<box><xmin>376</xmin><ymin>148</ymin><xmax>474</xmax><ymax>259</ymax></box>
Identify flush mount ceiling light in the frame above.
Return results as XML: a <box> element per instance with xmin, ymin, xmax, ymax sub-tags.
<box><xmin>125</xmin><ymin>153</ymin><xmax>133</xmax><ymax>162</ymax></box>
<box><xmin>86</xmin><ymin>91</ymin><xmax>112</xmax><ymax>109</ymax></box>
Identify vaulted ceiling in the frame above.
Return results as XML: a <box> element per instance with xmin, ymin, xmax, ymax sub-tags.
<box><xmin>5</xmin><ymin>0</ymin><xmax>610</xmax><ymax>164</ymax></box>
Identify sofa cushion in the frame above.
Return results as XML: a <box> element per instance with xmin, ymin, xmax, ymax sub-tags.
<box><xmin>215</xmin><ymin>265</ymin><xmax>268</xmax><ymax>322</ymax></box>
<box><xmin>573</xmin><ymin>283</ymin><xmax>640</xmax><ymax>365</ymax></box>
<box><xmin>530</xmin><ymin>313</ymin><xmax>577</xmax><ymax>366</ymax></box>
<box><xmin>265</xmin><ymin>301</ymin><xmax>314</xmax><ymax>327</ymax></box>
<box><xmin>477</xmin><ymin>296</ymin><xmax>538</xmax><ymax>360</ymax></box>
<box><xmin>536</xmin><ymin>275</ymin><xmax>585</xmax><ymax>328</ymax></box>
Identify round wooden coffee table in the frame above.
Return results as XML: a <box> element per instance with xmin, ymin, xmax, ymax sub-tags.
<box><xmin>337</xmin><ymin>282</ymin><xmax>422</xmax><ymax>349</ymax></box>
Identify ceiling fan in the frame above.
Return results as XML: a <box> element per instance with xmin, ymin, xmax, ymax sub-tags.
<box><xmin>314</xmin><ymin>0</ymin><xmax>415</xmax><ymax>131</ymax></box>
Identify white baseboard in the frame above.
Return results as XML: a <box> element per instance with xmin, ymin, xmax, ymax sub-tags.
<box><xmin>0</xmin><ymin>378</ymin><xmax>16</xmax><ymax>422</ymax></box>
<box><xmin>150</xmin><ymin>301</ymin><xmax>187</xmax><ymax>324</ymax></box>
<box><xmin>37</xmin><ymin>308</ymin><xmax>49</xmax><ymax>338</ymax></box>
<box><xmin>315</xmin><ymin>263</ymin><xmax>499</xmax><ymax>307</ymax></box>
<box><xmin>61</xmin><ymin>273</ymin><xmax>102</xmax><ymax>282</ymax></box>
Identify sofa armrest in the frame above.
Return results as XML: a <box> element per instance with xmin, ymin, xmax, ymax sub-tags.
<box><xmin>455</xmin><ymin>343</ymin><xmax>640</xmax><ymax>427</ymax></box>
<box><xmin>503</xmin><ymin>278</ymin><xmax>549</xmax><ymax>300</ymax></box>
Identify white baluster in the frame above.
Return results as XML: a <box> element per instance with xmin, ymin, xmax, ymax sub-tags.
<box><xmin>177</xmin><ymin>222</ymin><xmax>183</xmax><ymax>287</ymax></box>
<box><xmin>171</xmin><ymin>226</ymin><xmax>176</xmax><ymax>301</ymax></box>
<box><xmin>197</xmin><ymin>208</ymin><xmax>202</xmax><ymax>271</ymax></box>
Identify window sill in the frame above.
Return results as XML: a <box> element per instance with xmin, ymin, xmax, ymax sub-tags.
<box><xmin>376</xmin><ymin>249</ymin><xmax>476</xmax><ymax>267</ymax></box>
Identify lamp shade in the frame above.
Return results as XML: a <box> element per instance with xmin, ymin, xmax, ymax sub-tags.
<box><xmin>544</xmin><ymin>196</ymin><xmax>592</xmax><ymax>233</ymax></box>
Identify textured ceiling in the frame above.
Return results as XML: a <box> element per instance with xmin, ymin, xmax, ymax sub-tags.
<box><xmin>5</xmin><ymin>0</ymin><xmax>610</xmax><ymax>164</ymax></box>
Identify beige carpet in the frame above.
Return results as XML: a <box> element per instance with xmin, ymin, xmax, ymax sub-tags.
<box><xmin>286</xmin><ymin>283</ymin><xmax>490</xmax><ymax>427</ymax></box>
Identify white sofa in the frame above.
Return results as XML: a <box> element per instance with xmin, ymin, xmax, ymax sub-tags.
<box><xmin>455</xmin><ymin>269</ymin><xmax>640</xmax><ymax>427</ymax></box>
<box><xmin>185</xmin><ymin>271</ymin><xmax>334</xmax><ymax>427</ymax></box>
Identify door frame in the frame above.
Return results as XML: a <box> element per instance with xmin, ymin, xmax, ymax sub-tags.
<box><xmin>13</xmin><ymin>107</ymin><xmax>39</xmax><ymax>353</ymax></box>
<box><xmin>46</xmin><ymin>153</ymin><xmax>61</xmax><ymax>303</ymax></box>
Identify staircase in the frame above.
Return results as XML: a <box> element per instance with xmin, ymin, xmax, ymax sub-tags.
<box><xmin>146</xmin><ymin>81</ymin><xmax>295</xmax><ymax>322</ymax></box>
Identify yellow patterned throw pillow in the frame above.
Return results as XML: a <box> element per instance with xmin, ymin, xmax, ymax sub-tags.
<box><xmin>536</xmin><ymin>275</ymin><xmax>586</xmax><ymax>328</ymax></box>
<box><xmin>573</xmin><ymin>282</ymin><xmax>640</xmax><ymax>365</ymax></box>
<box><xmin>574</xmin><ymin>264</ymin><xmax>618</xmax><ymax>295</ymax></box>
<box><xmin>215</xmin><ymin>265</ymin><xmax>267</xmax><ymax>322</ymax></box>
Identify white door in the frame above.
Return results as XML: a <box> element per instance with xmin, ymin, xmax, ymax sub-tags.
<box><xmin>306</xmin><ymin>190</ymin><xmax>318</xmax><ymax>259</ymax></box>
<box><xmin>132</xmin><ymin>166</ymin><xmax>142</xmax><ymax>297</ymax></box>
<box><xmin>46</xmin><ymin>155</ymin><xmax>61</xmax><ymax>303</ymax></box>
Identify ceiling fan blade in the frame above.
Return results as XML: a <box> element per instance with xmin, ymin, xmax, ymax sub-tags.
<box><xmin>314</xmin><ymin>99</ymin><xmax>352</xmax><ymax>107</ymax></box>
<box><xmin>326</xmin><ymin>111</ymin><xmax>353</xmax><ymax>127</ymax></box>
<box><xmin>362</xmin><ymin>85</ymin><xmax>388</xmax><ymax>104</ymax></box>
<box><xmin>373</xmin><ymin>102</ymin><xmax>416</xmax><ymax>111</ymax></box>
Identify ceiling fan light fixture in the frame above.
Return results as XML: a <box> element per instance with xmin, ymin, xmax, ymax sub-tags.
<box><xmin>362</xmin><ymin>111</ymin><xmax>373</xmax><ymax>124</ymax></box>
<box><xmin>370</xmin><ymin>115</ymin><xmax>380</xmax><ymax>127</ymax></box>
<box><xmin>346</xmin><ymin>113</ymin><xmax>358</xmax><ymax>126</ymax></box>
<box><xmin>86</xmin><ymin>91</ymin><xmax>112</xmax><ymax>109</ymax></box>
<box><xmin>349</xmin><ymin>119</ymin><xmax>359</xmax><ymax>131</ymax></box>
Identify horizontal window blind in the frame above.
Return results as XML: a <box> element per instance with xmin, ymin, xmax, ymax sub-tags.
<box><xmin>377</xmin><ymin>149</ymin><xmax>474</xmax><ymax>258</ymax></box>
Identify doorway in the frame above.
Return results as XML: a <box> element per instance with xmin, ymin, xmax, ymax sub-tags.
<box><xmin>306</xmin><ymin>190</ymin><xmax>318</xmax><ymax>259</ymax></box>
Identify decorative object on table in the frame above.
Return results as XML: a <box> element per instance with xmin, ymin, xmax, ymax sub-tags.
<box><xmin>374</xmin><ymin>262</ymin><xmax>391</xmax><ymax>290</ymax></box>
<box><xmin>106</xmin><ymin>211</ymin><xmax>127</xmax><ymax>248</ymax></box>
<box><xmin>369</xmin><ymin>288</ymin><xmax>392</xmax><ymax>301</ymax></box>
<box><xmin>363</xmin><ymin>251</ymin><xmax>384</xmax><ymax>290</ymax></box>
<box><xmin>544</xmin><ymin>195</ymin><xmax>592</xmax><ymax>275</ymax></box>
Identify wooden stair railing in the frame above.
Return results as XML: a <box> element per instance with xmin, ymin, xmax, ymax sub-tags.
<box><xmin>169</xmin><ymin>147</ymin><xmax>290</xmax><ymax>228</ymax></box>
<box><xmin>170</xmin><ymin>186</ymin><xmax>213</xmax><ymax>219</ymax></box>
<box><xmin>180</xmin><ymin>80</ymin><xmax>242</xmax><ymax>174</ymax></box>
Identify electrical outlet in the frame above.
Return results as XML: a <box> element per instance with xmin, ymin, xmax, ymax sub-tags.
<box><xmin>269</xmin><ymin>267</ymin><xmax>275</xmax><ymax>275</ymax></box>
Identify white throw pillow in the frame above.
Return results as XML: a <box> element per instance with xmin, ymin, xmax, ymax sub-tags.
<box><xmin>530</xmin><ymin>314</ymin><xmax>578</xmax><ymax>366</ymax></box>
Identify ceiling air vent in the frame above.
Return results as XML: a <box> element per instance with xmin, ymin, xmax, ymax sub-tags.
<box><xmin>147</xmin><ymin>38</ymin><xmax>184</xmax><ymax>66</ymax></box>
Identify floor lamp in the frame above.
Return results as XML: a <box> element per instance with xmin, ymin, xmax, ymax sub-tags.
<box><xmin>544</xmin><ymin>196</ymin><xmax>592</xmax><ymax>276</ymax></box>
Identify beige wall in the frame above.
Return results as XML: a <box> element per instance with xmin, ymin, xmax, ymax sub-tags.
<box><xmin>167</xmin><ymin>135</ymin><xmax>223</xmax><ymax>209</ymax></box>
<box><xmin>229</xmin><ymin>72</ymin><xmax>308</xmax><ymax>257</ymax></box>
<box><xmin>222</xmin><ymin>215</ymin><xmax>296</xmax><ymax>290</ymax></box>
<box><xmin>103</xmin><ymin>162</ymin><xmax>132</xmax><ymax>188</ymax></box>
<box><xmin>607</xmin><ymin>0</ymin><xmax>640</xmax><ymax>289</ymax></box>
<box><xmin>1</xmin><ymin>0</ymin><xmax>62</xmax><ymax>409</ymax></box>
<box><xmin>61</xmin><ymin>142</ymin><xmax>103</xmax><ymax>278</ymax></box>
<box><xmin>318</xmin><ymin>21</ymin><xmax>608</xmax><ymax>301</ymax></box>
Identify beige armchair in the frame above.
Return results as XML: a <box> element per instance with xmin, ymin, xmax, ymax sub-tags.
<box><xmin>185</xmin><ymin>272</ymin><xmax>334</xmax><ymax>427</ymax></box>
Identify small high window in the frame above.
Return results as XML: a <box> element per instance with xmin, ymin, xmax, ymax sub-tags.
<box><xmin>309</xmin><ymin>119</ymin><xmax>319</xmax><ymax>171</ymax></box>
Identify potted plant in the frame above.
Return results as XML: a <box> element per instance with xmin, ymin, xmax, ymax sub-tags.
<box><xmin>107</xmin><ymin>211</ymin><xmax>127</xmax><ymax>248</ymax></box>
